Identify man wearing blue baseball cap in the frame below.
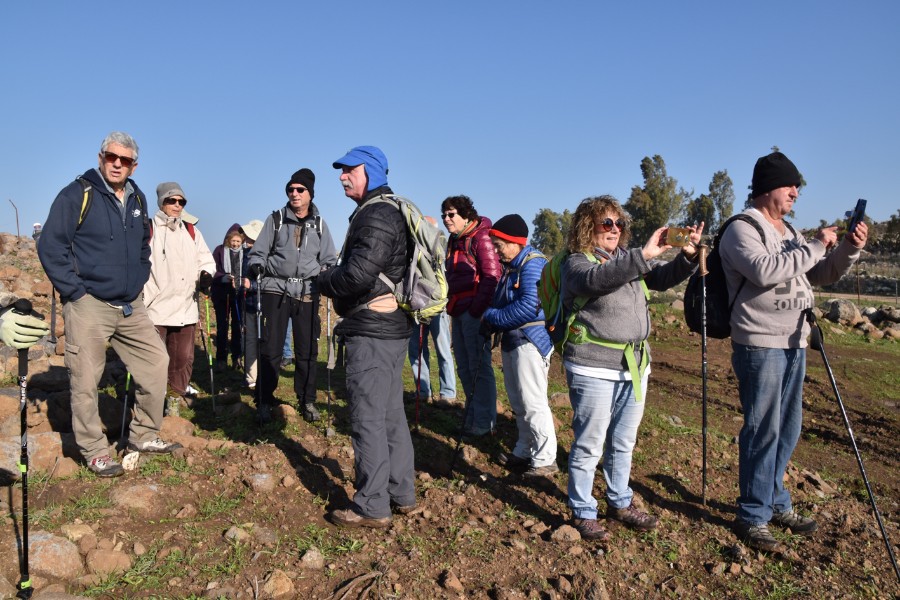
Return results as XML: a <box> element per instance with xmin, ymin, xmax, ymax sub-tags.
<box><xmin>319</xmin><ymin>146</ymin><xmax>417</xmax><ymax>528</ymax></box>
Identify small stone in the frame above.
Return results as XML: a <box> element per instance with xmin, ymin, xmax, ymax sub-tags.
<box><xmin>300</xmin><ymin>546</ymin><xmax>325</xmax><ymax>570</ymax></box>
<box><xmin>551</xmin><ymin>524</ymin><xmax>581</xmax><ymax>542</ymax></box>
<box><xmin>440</xmin><ymin>570</ymin><xmax>464</xmax><ymax>593</ymax></box>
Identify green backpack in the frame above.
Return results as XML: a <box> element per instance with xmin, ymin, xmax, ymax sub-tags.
<box><xmin>365</xmin><ymin>195</ymin><xmax>449</xmax><ymax>324</ymax></box>
<box><xmin>537</xmin><ymin>250</ymin><xmax>598</xmax><ymax>354</ymax></box>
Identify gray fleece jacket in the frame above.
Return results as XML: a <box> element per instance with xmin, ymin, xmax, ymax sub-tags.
<box><xmin>719</xmin><ymin>208</ymin><xmax>860</xmax><ymax>349</ymax></box>
<box><xmin>562</xmin><ymin>247</ymin><xmax>696</xmax><ymax>371</ymax></box>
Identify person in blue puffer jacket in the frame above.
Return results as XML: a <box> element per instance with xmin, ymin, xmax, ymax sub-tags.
<box><xmin>481</xmin><ymin>214</ymin><xmax>559</xmax><ymax>481</ymax></box>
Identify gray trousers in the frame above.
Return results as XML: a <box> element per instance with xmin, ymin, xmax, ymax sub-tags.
<box><xmin>63</xmin><ymin>295</ymin><xmax>167</xmax><ymax>460</ymax></box>
<box><xmin>345</xmin><ymin>335</ymin><xmax>415</xmax><ymax>518</ymax></box>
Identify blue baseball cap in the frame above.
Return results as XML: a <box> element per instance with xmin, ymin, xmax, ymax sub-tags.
<box><xmin>332</xmin><ymin>145</ymin><xmax>389</xmax><ymax>192</ymax></box>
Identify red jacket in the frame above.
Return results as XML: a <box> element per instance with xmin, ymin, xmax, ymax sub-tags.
<box><xmin>445</xmin><ymin>216</ymin><xmax>501</xmax><ymax>318</ymax></box>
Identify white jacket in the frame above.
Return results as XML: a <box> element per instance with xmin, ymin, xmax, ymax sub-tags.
<box><xmin>143</xmin><ymin>211</ymin><xmax>216</xmax><ymax>326</ymax></box>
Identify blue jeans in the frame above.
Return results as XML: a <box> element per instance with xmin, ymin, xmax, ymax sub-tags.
<box><xmin>408</xmin><ymin>311</ymin><xmax>456</xmax><ymax>399</ymax></box>
<box><xmin>566</xmin><ymin>370</ymin><xmax>647</xmax><ymax>520</ymax></box>
<box><xmin>732</xmin><ymin>343</ymin><xmax>805</xmax><ymax>525</ymax></box>
<box><xmin>451</xmin><ymin>312</ymin><xmax>496</xmax><ymax>434</ymax></box>
<box><xmin>282</xmin><ymin>320</ymin><xmax>293</xmax><ymax>361</ymax></box>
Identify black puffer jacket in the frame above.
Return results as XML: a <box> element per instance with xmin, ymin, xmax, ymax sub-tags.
<box><xmin>319</xmin><ymin>187</ymin><xmax>412</xmax><ymax>339</ymax></box>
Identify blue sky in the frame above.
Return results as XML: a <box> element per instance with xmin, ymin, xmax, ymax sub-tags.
<box><xmin>1</xmin><ymin>1</ymin><xmax>897</xmax><ymax>247</ymax></box>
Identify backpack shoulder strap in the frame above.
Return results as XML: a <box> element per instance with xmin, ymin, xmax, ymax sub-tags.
<box><xmin>270</xmin><ymin>208</ymin><xmax>284</xmax><ymax>254</ymax></box>
<box><xmin>76</xmin><ymin>177</ymin><xmax>92</xmax><ymax>230</ymax></box>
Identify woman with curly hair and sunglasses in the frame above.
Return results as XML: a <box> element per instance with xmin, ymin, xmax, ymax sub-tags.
<box><xmin>561</xmin><ymin>195</ymin><xmax>703</xmax><ymax>542</ymax></box>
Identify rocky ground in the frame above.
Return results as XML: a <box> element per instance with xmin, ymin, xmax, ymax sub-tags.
<box><xmin>0</xmin><ymin>233</ymin><xmax>898</xmax><ymax>599</ymax></box>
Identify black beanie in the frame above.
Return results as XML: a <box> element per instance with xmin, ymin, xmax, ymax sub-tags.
<box><xmin>490</xmin><ymin>214</ymin><xmax>528</xmax><ymax>245</ymax></box>
<box><xmin>751</xmin><ymin>152</ymin><xmax>802</xmax><ymax>198</ymax></box>
<box><xmin>286</xmin><ymin>168</ymin><xmax>315</xmax><ymax>199</ymax></box>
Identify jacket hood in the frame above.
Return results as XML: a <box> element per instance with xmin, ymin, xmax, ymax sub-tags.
<box><xmin>223</xmin><ymin>222</ymin><xmax>241</xmax><ymax>243</ymax></box>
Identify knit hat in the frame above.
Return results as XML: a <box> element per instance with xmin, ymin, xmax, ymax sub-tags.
<box><xmin>240</xmin><ymin>219</ymin><xmax>264</xmax><ymax>242</ymax></box>
<box><xmin>751</xmin><ymin>152</ymin><xmax>802</xmax><ymax>198</ymax></box>
<box><xmin>332</xmin><ymin>146</ymin><xmax>389</xmax><ymax>192</ymax></box>
<box><xmin>285</xmin><ymin>168</ymin><xmax>315</xmax><ymax>199</ymax></box>
<box><xmin>156</xmin><ymin>182</ymin><xmax>187</xmax><ymax>209</ymax></box>
<box><xmin>490</xmin><ymin>214</ymin><xmax>528</xmax><ymax>245</ymax></box>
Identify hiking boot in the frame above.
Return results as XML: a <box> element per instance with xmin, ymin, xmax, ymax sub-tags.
<box><xmin>329</xmin><ymin>508</ymin><xmax>391</xmax><ymax>529</ymax></box>
<box><xmin>498</xmin><ymin>452</ymin><xmax>530</xmax><ymax>469</ymax></box>
<box><xmin>257</xmin><ymin>403</ymin><xmax>273</xmax><ymax>425</ymax></box>
<box><xmin>88</xmin><ymin>455</ymin><xmax>124</xmax><ymax>478</ymax></box>
<box><xmin>281</xmin><ymin>357</ymin><xmax>293</xmax><ymax>368</ymax></box>
<box><xmin>127</xmin><ymin>437</ymin><xmax>183</xmax><ymax>454</ymax></box>
<box><xmin>523</xmin><ymin>463</ymin><xmax>560</xmax><ymax>480</ymax></box>
<box><xmin>734</xmin><ymin>520</ymin><xmax>780</xmax><ymax>552</ymax></box>
<box><xmin>572</xmin><ymin>518</ymin><xmax>610</xmax><ymax>542</ymax></box>
<box><xmin>433</xmin><ymin>396</ymin><xmax>459</xmax><ymax>408</ymax></box>
<box><xmin>392</xmin><ymin>501</ymin><xmax>418</xmax><ymax>515</ymax></box>
<box><xmin>301</xmin><ymin>401</ymin><xmax>320</xmax><ymax>422</ymax></box>
<box><xmin>606</xmin><ymin>503</ymin><xmax>658</xmax><ymax>530</ymax></box>
<box><xmin>770</xmin><ymin>510</ymin><xmax>818</xmax><ymax>535</ymax></box>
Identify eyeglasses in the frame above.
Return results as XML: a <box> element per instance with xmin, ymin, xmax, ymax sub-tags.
<box><xmin>441</xmin><ymin>211</ymin><xmax>458</xmax><ymax>220</ymax></box>
<box><xmin>163</xmin><ymin>198</ymin><xmax>187</xmax><ymax>206</ymax></box>
<box><xmin>101</xmin><ymin>151</ymin><xmax>135</xmax><ymax>168</ymax></box>
<box><xmin>596</xmin><ymin>218</ymin><xmax>627</xmax><ymax>232</ymax></box>
<box><xmin>287</xmin><ymin>186</ymin><xmax>307</xmax><ymax>195</ymax></box>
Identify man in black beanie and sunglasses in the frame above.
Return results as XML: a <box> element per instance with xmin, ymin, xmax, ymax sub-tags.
<box><xmin>721</xmin><ymin>151</ymin><xmax>868</xmax><ymax>551</ymax></box>
<box><xmin>247</xmin><ymin>168</ymin><xmax>337</xmax><ymax>424</ymax></box>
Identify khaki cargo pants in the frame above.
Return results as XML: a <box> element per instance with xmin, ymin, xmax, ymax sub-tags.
<box><xmin>63</xmin><ymin>295</ymin><xmax>168</xmax><ymax>461</ymax></box>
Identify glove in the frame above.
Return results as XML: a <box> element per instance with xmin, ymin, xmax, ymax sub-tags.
<box><xmin>0</xmin><ymin>310</ymin><xmax>50</xmax><ymax>349</ymax></box>
<box><xmin>196</xmin><ymin>271</ymin><xmax>213</xmax><ymax>293</ymax></box>
<box><xmin>248</xmin><ymin>263</ymin><xmax>265</xmax><ymax>279</ymax></box>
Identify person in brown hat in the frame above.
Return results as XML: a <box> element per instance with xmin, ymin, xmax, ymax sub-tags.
<box><xmin>722</xmin><ymin>151</ymin><xmax>869</xmax><ymax>551</ymax></box>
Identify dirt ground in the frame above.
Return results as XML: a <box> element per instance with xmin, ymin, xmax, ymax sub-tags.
<box><xmin>2</xmin><ymin>303</ymin><xmax>899</xmax><ymax>599</ymax></box>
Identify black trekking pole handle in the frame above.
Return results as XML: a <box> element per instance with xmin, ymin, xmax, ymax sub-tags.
<box><xmin>12</xmin><ymin>299</ymin><xmax>34</xmax><ymax>598</ymax></box>
<box><xmin>805</xmin><ymin>310</ymin><xmax>900</xmax><ymax>585</ymax></box>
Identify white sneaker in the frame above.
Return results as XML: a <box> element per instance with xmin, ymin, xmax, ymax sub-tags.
<box><xmin>127</xmin><ymin>437</ymin><xmax>183</xmax><ymax>454</ymax></box>
<box><xmin>184</xmin><ymin>384</ymin><xmax>200</xmax><ymax>397</ymax></box>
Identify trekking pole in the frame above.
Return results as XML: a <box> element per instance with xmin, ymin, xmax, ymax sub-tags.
<box><xmin>118</xmin><ymin>372</ymin><xmax>132</xmax><ymax>451</ymax></box>
<box><xmin>48</xmin><ymin>289</ymin><xmax>58</xmax><ymax>345</ymax></box>
<box><xmin>202</xmin><ymin>295</ymin><xmax>216</xmax><ymax>412</ymax></box>
<box><xmin>324</xmin><ymin>298</ymin><xmax>335</xmax><ymax>435</ymax></box>
<box><xmin>698</xmin><ymin>244</ymin><xmax>709</xmax><ymax>506</ymax></box>
<box><xmin>805</xmin><ymin>309</ymin><xmax>900</xmax><ymax>585</ymax></box>
<box><xmin>255</xmin><ymin>273</ymin><xmax>264</xmax><ymax>421</ymax></box>
<box><xmin>414</xmin><ymin>323</ymin><xmax>425</xmax><ymax>432</ymax></box>
<box><xmin>448</xmin><ymin>333</ymin><xmax>489</xmax><ymax>477</ymax></box>
<box><xmin>12</xmin><ymin>299</ymin><xmax>37</xmax><ymax>599</ymax></box>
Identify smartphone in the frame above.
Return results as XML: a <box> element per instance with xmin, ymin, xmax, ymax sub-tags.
<box><xmin>665</xmin><ymin>227</ymin><xmax>691</xmax><ymax>247</ymax></box>
<box><xmin>846</xmin><ymin>199</ymin><xmax>867</xmax><ymax>234</ymax></box>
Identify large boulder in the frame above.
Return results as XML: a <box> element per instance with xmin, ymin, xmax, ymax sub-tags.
<box><xmin>820</xmin><ymin>299</ymin><xmax>862</xmax><ymax>326</ymax></box>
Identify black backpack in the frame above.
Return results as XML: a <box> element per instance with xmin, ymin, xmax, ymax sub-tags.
<box><xmin>684</xmin><ymin>214</ymin><xmax>794</xmax><ymax>339</ymax></box>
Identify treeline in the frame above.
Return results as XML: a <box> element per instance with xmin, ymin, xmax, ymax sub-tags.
<box><xmin>531</xmin><ymin>154</ymin><xmax>900</xmax><ymax>256</ymax></box>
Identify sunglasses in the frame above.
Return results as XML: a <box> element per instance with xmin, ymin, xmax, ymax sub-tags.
<box><xmin>597</xmin><ymin>218</ymin><xmax>627</xmax><ymax>232</ymax></box>
<box><xmin>101</xmin><ymin>151</ymin><xmax>135</xmax><ymax>168</ymax></box>
<box><xmin>164</xmin><ymin>198</ymin><xmax>187</xmax><ymax>206</ymax></box>
<box><xmin>441</xmin><ymin>211</ymin><xmax>458</xmax><ymax>219</ymax></box>
<box><xmin>287</xmin><ymin>186</ymin><xmax>308</xmax><ymax>195</ymax></box>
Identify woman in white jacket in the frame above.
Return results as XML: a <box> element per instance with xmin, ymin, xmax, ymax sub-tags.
<box><xmin>143</xmin><ymin>182</ymin><xmax>215</xmax><ymax>409</ymax></box>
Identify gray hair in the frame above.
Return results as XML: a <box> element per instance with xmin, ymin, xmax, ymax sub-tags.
<box><xmin>100</xmin><ymin>131</ymin><xmax>139</xmax><ymax>161</ymax></box>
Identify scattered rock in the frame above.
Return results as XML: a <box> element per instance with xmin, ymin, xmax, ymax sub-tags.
<box><xmin>440</xmin><ymin>570</ymin><xmax>464</xmax><ymax>593</ymax></box>
<box><xmin>300</xmin><ymin>546</ymin><xmax>325</xmax><ymax>570</ymax></box>
<box><xmin>262</xmin><ymin>569</ymin><xmax>296</xmax><ymax>599</ymax></box>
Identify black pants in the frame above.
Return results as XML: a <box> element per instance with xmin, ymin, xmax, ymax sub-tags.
<box><xmin>211</xmin><ymin>283</ymin><xmax>242</xmax><ymax>363</ymax></box>
<box><xmin>259</xmin><ymin>293</ymin><xmax>320</xmax><ymax>406</ymax></box>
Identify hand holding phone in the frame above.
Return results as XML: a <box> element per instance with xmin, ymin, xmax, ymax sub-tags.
<box><xmin>846</xmin><ymin>199</ymin><xmax>867</xmax><ymax>234</ymax></box>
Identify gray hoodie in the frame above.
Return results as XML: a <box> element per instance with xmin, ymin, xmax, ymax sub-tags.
<box><xmin>719</xmin><ymin>208</ymin><xmax>860</xmax><ymax>349</ymax></box>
